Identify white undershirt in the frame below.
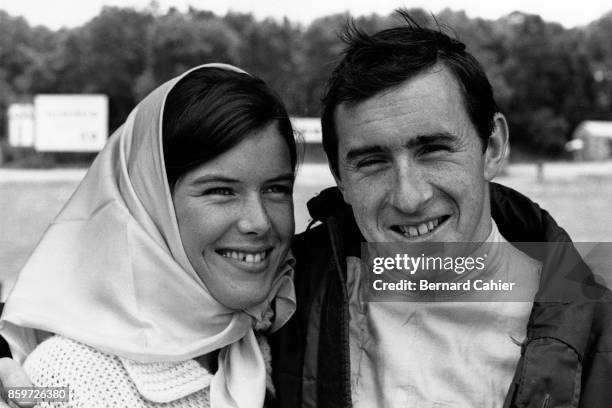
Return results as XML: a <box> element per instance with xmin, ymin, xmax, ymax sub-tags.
<box><xmin>346</xmin><ymin>221</ymin><xmax>541</xmax><ymax>408</ymax></box>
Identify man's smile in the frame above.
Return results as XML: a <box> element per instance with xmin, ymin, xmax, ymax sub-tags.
<box><xmin>390</xmin><ymin>215</ymin><xmax>451</xmax><ymax>239</ymax></box>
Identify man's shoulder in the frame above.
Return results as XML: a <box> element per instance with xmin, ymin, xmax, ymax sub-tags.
<box><xmin>490</xmin><ymin>182</ymin><xmax>571</xmax><ymax>242</ymax></box>
<box><xmin>292</xmin><ymin>223</ymin><xmax>335</xmax><ymax>287</ymax></box>
<box><xmin>293</xmin><ymin>223</ymin><xmax>330</xmax><ymax>257</ymax></box>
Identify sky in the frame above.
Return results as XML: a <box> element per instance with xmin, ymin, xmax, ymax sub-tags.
<box><xmin>0</xmin><ymin>0</ymin><xmax>610</xmax><ymax>29</ymax></box>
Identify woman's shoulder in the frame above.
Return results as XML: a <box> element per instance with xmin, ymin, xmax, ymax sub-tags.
<box><xmin>24</xmin><ymin>335</ymin><xmax>146</xmax><ymax>406</ymax></box>
<box><xmin>25</xmin><ymin>335</ymin><xmax>124</xmax><ymax>382</ymax></box>
<box><xmin>24</xmin><ymin>335</ymin><xmax>212</xmax><ymax>407</ymax></box>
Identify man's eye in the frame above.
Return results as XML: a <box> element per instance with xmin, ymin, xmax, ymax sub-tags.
<box><xmin>420</xmin><ymin>145</ymin><xmax>451</xmax><ymax>155</ymax></box>
<box><xmin>203</xmin><ymin>187</ymin><xmax>233</xmax><ymax>196</ymax></box>
<box><xmin>357</xmin><ymin>157</ymin><xmax>386</xmax><ymax>168</ymax></box>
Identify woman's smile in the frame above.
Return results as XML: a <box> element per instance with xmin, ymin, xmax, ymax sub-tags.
<box><xmin>215</xmin><ymin>247</ymin><xmax>274</xmax><ymax>272</ymax></box>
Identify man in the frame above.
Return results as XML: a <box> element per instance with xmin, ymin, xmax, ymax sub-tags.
<box><xmin>270</xmin><ymin>12</ymin><xmax>612</xmax><ymax>408</ymax></box>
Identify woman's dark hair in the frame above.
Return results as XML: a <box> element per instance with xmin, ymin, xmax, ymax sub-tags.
<box><xmin>162</xmin><ymin>67</ymin><xmax>297</xmax><ymax>189</ymax></box>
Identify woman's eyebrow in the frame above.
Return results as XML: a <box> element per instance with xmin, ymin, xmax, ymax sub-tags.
<box><xmin>190</xmin><ymin>173</ymin><xmax>295</xmax><ymax>185</ymax></box>
<box><xmin>190</xmin><ymin>175</ymin><xmax>240</xmax><ymax>185</ymax></box>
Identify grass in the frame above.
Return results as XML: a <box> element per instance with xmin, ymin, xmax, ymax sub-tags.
<box><xmin>1</xmin><ymin>162</ymin><xmax>611</xmax><ymax>297</ymax></box>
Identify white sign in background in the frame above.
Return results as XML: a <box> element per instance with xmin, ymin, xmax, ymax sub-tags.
<box><xmin>291</xmin><ymin>117</ymin><xmax>321</xmax><ymax>143</ymax></box>
<box><xmin>34</xmin><ymin>94</ymin><xmax>108</xmax><ymax>152</ymax></box>
<box><xmin>8</xmin><ymin>103</ymin><xmax>35</xmax><ymax>148</ymax></box>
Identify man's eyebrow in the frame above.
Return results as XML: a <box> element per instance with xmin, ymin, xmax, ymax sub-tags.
<box><xmin>403</xmin><ymin>132</ymin><xmax>459</xmax><ymax>148</ymax></box>
<box><xmin>345</xmin><ymin>145</ymin><xmax>387</xmax><ymax>162</ymax></box>
<box><xmin>344</xmin><ymin>132</ymin><xmax>459</xmax><ymax>162</ymax></box>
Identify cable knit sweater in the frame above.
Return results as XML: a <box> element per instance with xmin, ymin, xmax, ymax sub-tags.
<box><xmin>23</xmin><ymin>335</ymin><xmax>274</xmax><ymax>407</ymax></box>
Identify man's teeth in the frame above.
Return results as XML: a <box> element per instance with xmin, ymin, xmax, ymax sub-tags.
<box><xmin>219</xmin><ymin>250</ymin><xmax>267</xmax><ymax>263</ymax></box>
<box><xmin>398</xmin><ymin>218</ymin><xmax>441</xmax><ymax>238</ymax></box>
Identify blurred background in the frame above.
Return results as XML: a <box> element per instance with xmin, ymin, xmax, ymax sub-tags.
<box><xmin>1</xmin><ymin>1</ymin><xmax>611</xmax><ymax>296</ymax></box>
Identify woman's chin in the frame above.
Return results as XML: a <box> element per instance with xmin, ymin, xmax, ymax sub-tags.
<box><xmin>219</xmin><ymin>288</ymin><xmax>270</xmax><ymax>311</ymax></box>
<box><xmin>203</xmin><ymin>274</ymin><xmax>273</xmax><ymax>311</ymax></box>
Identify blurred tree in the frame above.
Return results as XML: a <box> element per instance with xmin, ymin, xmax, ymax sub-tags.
<box><xmin>146</xmin><ymin>10</ymin><xmax>241</xmax><ymax>84</ymax></box>
<box><xmin>495</xmin><ymin>13</ymin><xmax>594</xmax><ymax>153</ymax></box>
<box><xmin>224</xmin><ymin>13</ymin><xmax>304</xmax><ymax>114</ymax></box>
<box><xmin>300</xmin><ymin>14</ymin><xmax>348</xmax><ymax>115</ymax></box>
<box><xmin>85</xmin><ymin>7</ymin><xmax>154</xmax><ymax>130</ymax></box>
<box><xmin>583</xmin><ymin>12</ymin><xmax>612</xmax><ymax>117</ymax></box>
<box><xmin>0</xmin><ymin>12</ymin><xmax>62</xmax><ymax>140</ymax></box>
<box><xmin>81</xmin><ymin>7</ymin><xmax>153</xmax><ymax>130</ymax></box>
<box><xmin>0</xmin><ymin>12</ymin><xmax>35</xmax><ymax>94</ymax></box>
<box><xmin>32</xmin><ymin>7</ymin><xmax>154</xmax><ymax>131</ymax></box>
<box><xmin>1</xmin><ymin>5</ymin><xmax>612</xmax><ymax>160</ymax></box>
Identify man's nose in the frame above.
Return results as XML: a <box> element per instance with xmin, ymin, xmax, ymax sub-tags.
<box><xmin>237</xmin><ymin>195</ymin><xmax>272</xmax><ymax>235</ymax></box>
<box><xmin>388</xmin><ymin>163</ymin><xmax>433</xmax><ymax>214</ymax></box>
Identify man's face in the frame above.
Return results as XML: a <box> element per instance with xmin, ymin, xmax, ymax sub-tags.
<box><xmin>334</xmin><ymin>64</ymin><xmax>505</xmax><ymax>243</ymax></box>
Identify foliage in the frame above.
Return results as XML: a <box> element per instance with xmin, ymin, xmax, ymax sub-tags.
<box><xmin>1</xmin><ymin>6</ymin><xmax>612</xmax><ymax>161</ymax></box>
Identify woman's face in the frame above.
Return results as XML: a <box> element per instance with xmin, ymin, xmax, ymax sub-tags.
<box><xmin>172</xmin><ymin>123</ymin><xmax>295</xmax><ymax>310</ymax></box>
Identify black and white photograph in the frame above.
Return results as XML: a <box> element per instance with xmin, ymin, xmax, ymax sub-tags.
<box><xmin>0</xmin><ymin>0</ymin><xmax>611</xmax><ymax>407</ymax></box>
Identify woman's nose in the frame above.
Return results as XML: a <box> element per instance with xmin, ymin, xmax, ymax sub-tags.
<box><xmin>237</xmin><ymin>196</ymin><xmax>272</xmax><ymax>235</ymax></box>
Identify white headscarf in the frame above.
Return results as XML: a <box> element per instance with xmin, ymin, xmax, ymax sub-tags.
<box><xmin>0</xmin><ymin>63</ymin><xmax>296</xmax><ymax>408</ymax></box>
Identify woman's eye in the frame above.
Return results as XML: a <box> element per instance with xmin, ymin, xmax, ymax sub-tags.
<box><xmin>265</xmin><ymin>185</ymin><xmax>293</xmax><ymax>195</ymax></box>
<box><xmin>203</xmin><ymin>187</ymin><xmax>233</xmax><ymax>196</ymax></box>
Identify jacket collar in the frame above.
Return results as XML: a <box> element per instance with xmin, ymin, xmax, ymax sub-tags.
<box><xmin>306</xmin><ymin>183</ymin><xmax>604</xmax><ymax>359</ymax></box>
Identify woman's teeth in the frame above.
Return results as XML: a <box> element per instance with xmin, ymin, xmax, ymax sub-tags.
<box><xmin>219</xmin><ymin>250</ymin><xmax>267</xmax><ymax>263</ymax></box>
<box><xmin>398</xmin><ymin>217</ymin><xmax>441</xmax><ymax>238</ymax></box>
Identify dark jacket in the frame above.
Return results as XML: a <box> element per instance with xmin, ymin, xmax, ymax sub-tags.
<box><xmin>270</xmin><ymin>182</ymin><xmax>612</xmax><ymax>408</ymax></box>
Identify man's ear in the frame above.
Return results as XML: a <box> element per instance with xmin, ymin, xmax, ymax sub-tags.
<box><xmin>484</xmin><ymin>113</ymin><xmax>510</xmax><ymax>181</ymax></box>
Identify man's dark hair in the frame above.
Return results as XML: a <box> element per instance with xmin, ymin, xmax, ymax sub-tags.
<box><xmin>321</xmin><ymin>10</ymin><xmax>499</xmax><ymax>177</ymax></box>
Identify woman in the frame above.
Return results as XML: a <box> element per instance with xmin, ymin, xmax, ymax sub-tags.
<box><xmin>0</xmin><ymin>63</ymin><xmax>298</xmax><ymax>407</ymax></box>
